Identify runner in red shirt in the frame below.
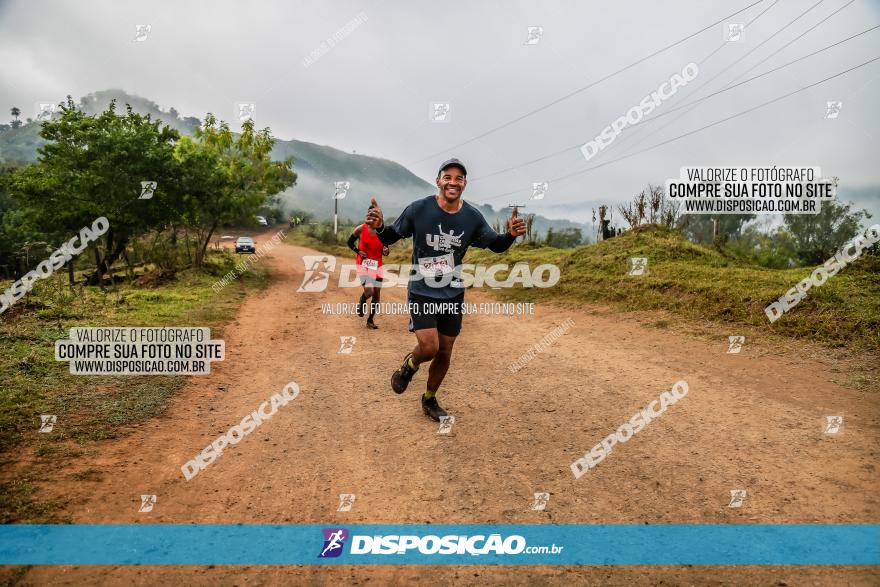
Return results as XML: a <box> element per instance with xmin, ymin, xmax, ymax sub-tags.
<box><xmin>347</xmin><ymin>202</ymin><xmax>389</xmax><ymax>329</ymax></box>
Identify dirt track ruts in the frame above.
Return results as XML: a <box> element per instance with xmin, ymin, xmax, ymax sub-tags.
<box><xmin>14</xmin><ymin>238</ymin><xmax>879</xmax><ymax>586</ymax></box>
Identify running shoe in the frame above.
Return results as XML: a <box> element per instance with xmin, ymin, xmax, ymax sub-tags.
<box><xmin>391</xmin><ymin>352</ymin><xmax>417</xmax><ymax>394</ymax></box>
<box><xmin>421</xmin><ymin>395</ymin><xmax>448</xmax><ymax>421</ymax></box>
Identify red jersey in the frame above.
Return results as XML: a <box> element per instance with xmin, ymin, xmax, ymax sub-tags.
<box><xmin>356</xmin><ymin>223</ymin><xmax>384</xmax><ymax>275</ymax></box>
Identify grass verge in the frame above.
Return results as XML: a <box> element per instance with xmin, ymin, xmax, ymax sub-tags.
<box><xmin>0</xmin><ymin>247</ymin><xmax>273</xmax><ymax>521</ymax></box>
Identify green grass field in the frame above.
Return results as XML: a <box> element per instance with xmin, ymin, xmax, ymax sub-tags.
<box><xmin>0</xmin><ymin>248</ymin><xmax>274</xmax><ymax>521</ymax></box>
<box><xmin>293</xmin><ymin>224</ymin><xmax>880</xmax><ymax>352</ymax></box>
<box><xmin>468</xmin><ymin>225</ymin><xmax>880</xmax><ymax>352</ymax></box>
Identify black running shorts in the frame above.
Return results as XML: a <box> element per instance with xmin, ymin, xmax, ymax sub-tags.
<box><xmin>358</xmin><ymin>275</ymin><xmax>383</xmax><ymax>286</ymax></box>
<box><xmin>407</xmin><ymin>291</ymin><xmax>464</xmax><ymax>337</ymax></box>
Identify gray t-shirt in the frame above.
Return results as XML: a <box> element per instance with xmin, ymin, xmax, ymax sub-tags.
<box><xmin>377</xmin><ymin>195</ymin><xmax>515</xmax><ymax>299</ymax></box>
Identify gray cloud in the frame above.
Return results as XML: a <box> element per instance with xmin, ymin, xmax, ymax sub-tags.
<box><xmin>2</xmin><ymin>0</ymin><xmax>878</xmax><ymax>221</ymax></box>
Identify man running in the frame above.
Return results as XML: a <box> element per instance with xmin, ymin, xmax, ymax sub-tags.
<box><xmin>347</xmin><ymin>202</ymin><xmax>389</xmax><ymax>329</ymax></box>
<box><xmin>365</xmin><ymin>158</ymin><xmax>526</xmax><ymax>421</ymax></box>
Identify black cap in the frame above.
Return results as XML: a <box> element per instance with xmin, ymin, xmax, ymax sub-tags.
<box><xmin>438</xmin><ymin>158</ymin><xmax>467</xmax><ymax>177</ymax></box>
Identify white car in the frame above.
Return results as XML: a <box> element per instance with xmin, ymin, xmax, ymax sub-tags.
<box><xmin>256</xmin><ymin>216</ymin><xmax>268</xmax><ymax>226</ymax></box>
<box><xmin>235</xmin><ymin>236</ymin><xmax>256</xmax><ymax>254</ymax></box>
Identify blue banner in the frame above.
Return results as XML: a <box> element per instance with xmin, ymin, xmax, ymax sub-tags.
<box><xmin>1</xmin><ymin>524</ymin><xmax>877</xmax><ymax>565</ymax></box>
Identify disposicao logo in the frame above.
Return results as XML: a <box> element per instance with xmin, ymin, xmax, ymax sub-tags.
<box><xmin>319</xmin><ymin>528</ymin><xmax>349</xmax><ymax>558</ymax></box>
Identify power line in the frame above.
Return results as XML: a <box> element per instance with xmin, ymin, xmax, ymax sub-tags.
<box><xmin>727</xmin><ymin>0</ymin><xmax>855</xmax><ymax>85</ymax></box>
<box><xmin>473</xmin><ymin>56</ymin><xmax>880</xmax><ymax>203</ymax></box>
<box><xmin>609</xmin><ymin>0</ymin><xmax>833</xmax><ymax>157</ymax></box>
<box><xmin>406</xmin><ymin>0</ymin><xmax>768</xmax><ymax>166</ymax></box>
<box><xmin>632</xmin><ymin>24</ymin><xmax>877</xmax><ymax>124</ymax></box>
<box><xmin>467</xmin><ymin>24</ymin><xmax>878</xmax><ymax>183</ymax></box>
<box><xmin>464</xmin><ymin>0</ymin><xmax>781</xmax><ymax>183</ymax></box>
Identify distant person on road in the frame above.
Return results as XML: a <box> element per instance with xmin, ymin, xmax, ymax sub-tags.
<box><xmin>348</xmin><ymin>203</ymin><xmax>389</xmax><ymax>329</ymax></box>
<box><xmin>365</xmin><ymin>158</ymin><xmax>526</xmax><ymax>421</ymax></box>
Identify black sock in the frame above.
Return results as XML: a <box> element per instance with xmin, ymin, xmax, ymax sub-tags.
<box><xmin>358</xmin><ymin>293</ymin><xmax>366</xmax><ymax>314</ymax></box>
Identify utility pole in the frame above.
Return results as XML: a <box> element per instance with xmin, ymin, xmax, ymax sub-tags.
<box><xmin>332</xmin><ymin>181</ymin><xmax>351</xmax><ymax>235</ymax></box>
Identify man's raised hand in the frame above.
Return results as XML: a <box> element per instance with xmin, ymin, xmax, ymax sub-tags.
<box><xmin>366</xmin><ymin>197</ymin><xmax>384</xmax><ymax>229</ymax></box>
<box><xmin>507</xmin><ymin>206</ymin><xmax>526</xmax><ymax>237</ymax></box>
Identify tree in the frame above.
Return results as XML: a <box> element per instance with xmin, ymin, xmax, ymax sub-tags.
<box><xmin>783</xmin><ymin>200</ymin><xmax>869</xmax><ymax>265</ymax></box>
<box><xmin>597</xmin><ymin>205</ymin><xmax>615</xmax><ymax>240</ymax></box>
<box><xmin>176</xmin><ymin>114</ymin><xmax>296</xmax><ymax>265</ymax></box>
<box><xmin>619</xmin><ymin>184</ymin><xmax>681</xmax><ymax>230</ymax></box>
<box><xmin>546</xmin><ymin>227</ymin><xmax>583</xmax><ymax>248</ymax></box>
<box><xmin>8</xmin><ymin>97</ymin><xmax>183</xmax><ymax>284</ymax></box>
<box><xmin>524</xmin><ymin>213</ymin><xmax>536</xmax><ymax>243</ymax></box>
<box><xmin>680</xmin><ymin>214</ymin><xmax>755</xmax><ymax>245</ymax></box>
<box><xmin>10</xmin><ymin>106</ymin><xmax>21</xmax><ymax>129</ymax></box>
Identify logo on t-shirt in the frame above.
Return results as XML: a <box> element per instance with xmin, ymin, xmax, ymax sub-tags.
<box><xmin>426</xmin><ymin>223</ymin><xmax>464</xmax><ymax>252</ymax></box>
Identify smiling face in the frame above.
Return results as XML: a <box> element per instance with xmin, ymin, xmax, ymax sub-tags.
<box><xmin>436</xmin><ymin>165</ymin><xmax>467</xmax><ymax>204</ymax></box>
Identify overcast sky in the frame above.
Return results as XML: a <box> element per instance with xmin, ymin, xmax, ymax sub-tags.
<box><xmin>2</xmin><ymin>0</ymin><xmax>879</xmax><ymax>222</ymax></box>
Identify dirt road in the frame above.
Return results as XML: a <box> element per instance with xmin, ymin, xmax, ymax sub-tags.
<box><xmin>15</xmin><ymin>238</ymin><xmax>879</xmax><ymax>585</ymax></box>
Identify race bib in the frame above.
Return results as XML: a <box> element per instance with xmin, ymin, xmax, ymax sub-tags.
<box><xmin>417</xmin><ymin>253</ymin><xmax>454</xmax><ymax>278</ymax></box>
<box><xmin>361</xmin><ymin>258</ymin><xmax>378</xmax><ymax>270</ymax></box>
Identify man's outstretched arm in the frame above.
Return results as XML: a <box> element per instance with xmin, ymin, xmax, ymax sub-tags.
<box><xmin>366</xmin><ymin>197</ymin><xmax>414</xmax><ymax>246</ymax></box>
<box><xmin>486</xmin><ymin>231</ymin><xmax>517</xmax><ymax>253</ymax></box>
<box><xmin>376</xmin><ymin>224</ymin><xmax>403</xmax><ymax>246</ymax></box>
<box><xmin>476</xmin><ymin>206</ymin><xmax>526</xmax><ymax>252</ymax></box>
